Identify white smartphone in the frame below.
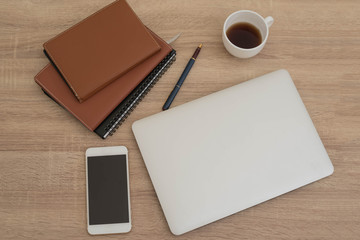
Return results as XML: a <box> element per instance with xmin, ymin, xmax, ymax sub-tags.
<box><xmin>85</xmin><ymin>146</ymin><xmax>131</xmax><ymax>235</ymax></box>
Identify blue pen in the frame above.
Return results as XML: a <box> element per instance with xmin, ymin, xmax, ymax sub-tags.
<box><xmin>162</xmin><ymin>44</ymin><xmax>202</xmax><ymax>110</ymax></box>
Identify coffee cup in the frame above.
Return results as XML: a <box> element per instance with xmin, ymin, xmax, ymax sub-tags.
<box><xmin>222</xmin><ymin>10</ymin><xmax>274</xmax><ymax>58</ymax></box>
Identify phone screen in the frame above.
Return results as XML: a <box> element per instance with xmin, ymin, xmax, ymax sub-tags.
<box><xmin>87</xmin><ymin>154</ymin><xmax>129</xmax><ymax>225</ymax></box>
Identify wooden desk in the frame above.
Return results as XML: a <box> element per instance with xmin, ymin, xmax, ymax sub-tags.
<box><xmin>1</xmin><ymin>0</ymin><xmax>359</xmax><ymax>239</ymax></box>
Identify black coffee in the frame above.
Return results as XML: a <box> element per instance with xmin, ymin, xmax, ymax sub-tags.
<box><xmin>226</xmin><ymin>22</ymin><xmax>262</xmax><ymax>49</ymax></box>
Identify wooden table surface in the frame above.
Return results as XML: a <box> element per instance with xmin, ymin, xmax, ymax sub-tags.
<box><xmin>1</xmin><ymin>0</ymin><xmax>359</xmax><ymax>239</ymax></box>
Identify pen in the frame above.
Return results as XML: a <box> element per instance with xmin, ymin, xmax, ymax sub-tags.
<box><xmin>162</xmin><ymin>43</ymin><xmax>202</xmax><ymax>110</ymax></box>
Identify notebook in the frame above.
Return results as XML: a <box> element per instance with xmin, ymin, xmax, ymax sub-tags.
<box><xmin>35</xmin><ymin>30</ymin><xmax>175</xmax><ymax>138</ymax></box>
<box><xmin>43</xmin><ymin>0</ymin><xmax>161</xmax><ymax>102</ymax></box>
<box><xmin>95</xmin><ymin>50</ymin><xmax>176</xmax><ymax>138</ymax></box>
<box><xmin>132</xmin><ymin>69</ymin><xmax>334</xmax><ymax>235</ymax></box>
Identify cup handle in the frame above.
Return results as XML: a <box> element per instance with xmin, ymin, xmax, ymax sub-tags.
<box><xmin>265</xmin><ymin>16</ymin><xmax>274</xmax><ymax>28</ymax></box>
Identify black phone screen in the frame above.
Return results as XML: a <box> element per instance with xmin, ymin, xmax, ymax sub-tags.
<box><xmin>87</xmin><ymin>154</ymin><xmax>129</xmax><ymax>225</ymax></box>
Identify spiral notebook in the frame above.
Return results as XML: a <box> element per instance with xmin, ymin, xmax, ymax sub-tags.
<box><xmin>95</xmin><ymin>50</ymin><xmax>176</xmax><ymax>138</ymax></box>
<box><xmin>35</xmin><ymin>29</ymin><xmax>176</xmax><ymax>139</ymax></box>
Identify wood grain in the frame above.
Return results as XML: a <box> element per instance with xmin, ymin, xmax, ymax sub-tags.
<box><xmin>0</xmin><ymin>0</ymin><xmax>359</xmax><ymax>239</ymax></box>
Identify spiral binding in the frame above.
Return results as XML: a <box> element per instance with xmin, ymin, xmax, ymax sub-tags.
<box><xmin>101</xmin><ymin>50</ymin><xmax>176</xmax><ymax>138</ymax></box>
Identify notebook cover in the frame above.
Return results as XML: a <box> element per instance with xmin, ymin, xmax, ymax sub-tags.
<box><xmin>35</xmin><ymin>30</ymin><xmax>172</xmax><ymax>131</ymax></box>
<box><xmin>43</xmin><ymin>0</ymin><xmax>161</xmax><ymax>102</ymax></box>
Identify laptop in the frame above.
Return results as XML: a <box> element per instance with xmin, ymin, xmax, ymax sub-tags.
<box><xmin>132</xmin><ymin>69</ymin><xmax>334</xmax><ymax>235</ymax></box>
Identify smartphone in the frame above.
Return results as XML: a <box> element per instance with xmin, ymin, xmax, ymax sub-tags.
<box><xmin>85</xmin><ymin>146</ymin><xmax>131</xmax><ymax>235</ymax></box>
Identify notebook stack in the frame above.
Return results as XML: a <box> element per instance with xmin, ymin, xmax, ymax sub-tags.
<box><xmin>34</xmin><ymin>0</ymin><xmax>176</xmax><ymax>139</ymax></box>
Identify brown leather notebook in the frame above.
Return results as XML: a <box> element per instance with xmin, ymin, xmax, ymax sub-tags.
<box><xmin>35</xmin><ymin>30</ymin><xmax>173</xmax><ymax>135</ymax></box>
<box><xmin>43</xmin><ymin>0</ymin><xmax>161</xmax><ymax>102</ymax></box>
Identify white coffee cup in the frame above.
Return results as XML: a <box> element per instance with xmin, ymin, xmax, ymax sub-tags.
<box><xmin>222</xmin><ymin>10</ymin><xmax>274</xmax><ymax>58</ymax></box>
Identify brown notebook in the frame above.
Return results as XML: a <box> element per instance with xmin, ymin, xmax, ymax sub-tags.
<box><xmin>35</xmin><ymin>30</ymin><xmax>172</xmax><ymax>133</ymax></box>
<box><xmin>43</xmin><ymin>0</ymin><xmax>161</xmax><ymax>102</ymax></box>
